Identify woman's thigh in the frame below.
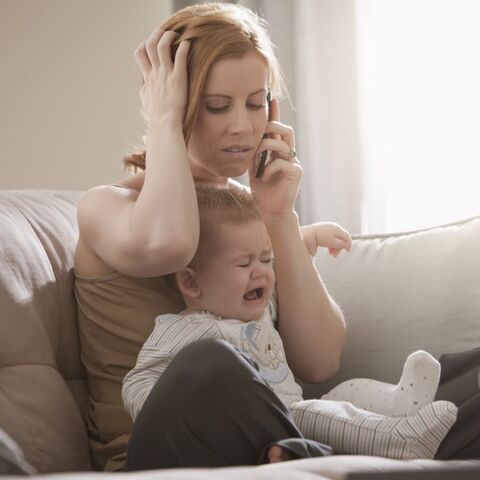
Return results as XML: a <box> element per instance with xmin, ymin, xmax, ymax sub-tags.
<box><xmin>126</xmin><ymin>338</ymin><xmax>305</xmax><ymax>470</ymax></box>
<box><xmin>434</xmin><ymin>347</ymin><xmax>480</xmax><ymax>459</ymax></box>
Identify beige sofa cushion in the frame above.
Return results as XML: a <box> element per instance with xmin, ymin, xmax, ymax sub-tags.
<box><xmin>305</xmin><ymin>215</ymin><xmax>480</xmax><ymax>398</ymax></box>
<box><xmin>0</xmin><ymin>191</ymin><xmax>90</xmax><ymax>472</ymax></box>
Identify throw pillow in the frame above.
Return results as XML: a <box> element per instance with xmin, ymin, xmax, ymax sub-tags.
<box><xmin>306</xmin><ymin>216</ymin><xmax>480</xmax><ymax>400</ymax></box>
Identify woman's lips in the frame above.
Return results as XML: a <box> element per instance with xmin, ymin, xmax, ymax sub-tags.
<box><xmin>223</xmin><ymin>148</ymin><xmax>252</xmax><ymax>159</ymax></box>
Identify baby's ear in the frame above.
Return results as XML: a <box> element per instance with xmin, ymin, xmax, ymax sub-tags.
<box><xmin>175</xmin><ymin>267</ymin><xmax>201</xmax><ymax>298</ymax></box>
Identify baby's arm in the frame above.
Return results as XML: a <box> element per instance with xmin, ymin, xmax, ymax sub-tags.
<box><xmin>122</xmin><ymin>318</ymin><xmax>176</xmax><ymax>421</ymax></box>
<box><xmin>301</xmin><ymin>222</ymin><xmax>352</xmax><ymax>258</ymax></box>
<box><xmin>122</xmin><ymin>314</ymin><xmax>221</xmax><ymax>421</ymax></box>
<box><xmin>322</xmin><ymin>350</ymin><xmax>441</xmax><ymax>416</ymax></box>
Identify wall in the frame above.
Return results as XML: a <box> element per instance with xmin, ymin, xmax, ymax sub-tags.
<box><xmin>0</xmin><ymin>0</ymin><xmax>172</xmax><ymax>190</ymax></box>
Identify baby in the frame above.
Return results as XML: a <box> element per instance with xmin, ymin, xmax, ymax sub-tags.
<box><xmin>122</xmin><ymin>183</ymin><xmax>440</xmax><ymax>429</ymax></box>
<box><xmin>122</xmin><ymin>182</ymin><xmax>352</xmax><ymax>421</ymax></box>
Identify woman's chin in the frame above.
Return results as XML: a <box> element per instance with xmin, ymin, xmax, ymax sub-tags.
<box><xmin>223</xmin><ymin>163</ymin><xmax>249</xmax><ymax>178</ymax></box>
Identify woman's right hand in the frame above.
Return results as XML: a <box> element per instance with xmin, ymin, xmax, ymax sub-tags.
<box><xmin>134</xmin><ymin>27</ymin><xmax>190</xmax><ymax>124</ymax></box>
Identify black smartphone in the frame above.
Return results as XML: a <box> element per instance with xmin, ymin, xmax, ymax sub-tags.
<box><xmin>255</xmin><ymin>91</ymin><xmax>272</xmax><ymax>178</ymax></box>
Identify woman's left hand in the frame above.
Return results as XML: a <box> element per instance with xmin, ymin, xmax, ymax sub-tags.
<box><xmin>248</xmin><ymin>98</ymin><xmax>303</xmax><ymax>222</ymax></box>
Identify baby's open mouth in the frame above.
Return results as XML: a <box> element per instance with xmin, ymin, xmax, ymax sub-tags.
<box><xmin>243</xmin><ymin>288</ymin><xmax>264</xmax><ymax>301</ymax></box>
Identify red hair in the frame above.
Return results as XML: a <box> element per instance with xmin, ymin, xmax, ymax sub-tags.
<box><xmin>123</xmin><ymin>2</ymin><xmax>288</xmax><ymax>172</ymax></box>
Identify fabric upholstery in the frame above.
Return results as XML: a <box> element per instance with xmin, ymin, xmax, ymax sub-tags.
<box><xmin>1</xmin><ymin>190</ymin><xmax>479</xmax><ymax>478</ymax></box>
<box><xmin>0</xmin><ymin>191</ymin><xmax>91</xmax><ymax>472</ymax></box>
<box><xmin>305</xmin><ymin>215</ymin><xmax>480</xmax><ymax>399</ymax></box>
<box><xmin>0</xmin><ymin>428</ymin><xmax>36</xmax><ymax>475</ymax></box>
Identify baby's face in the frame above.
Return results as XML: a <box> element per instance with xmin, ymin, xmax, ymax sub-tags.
<box><xmin>195</xmin><ymin>220</ymin><xmax>275</xmax><ymax>322</ymax></box>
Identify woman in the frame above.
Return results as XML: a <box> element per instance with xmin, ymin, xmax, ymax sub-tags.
<box><xmin>74</xmin><ymin>2</ymin><xmax>345</xmax><ymax>471</ymax></box>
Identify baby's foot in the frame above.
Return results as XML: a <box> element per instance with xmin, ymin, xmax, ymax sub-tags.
<box><xmin>267</xmin><ymin>445</ymin><xmax>294</xmax><ymax>463</ymax></box>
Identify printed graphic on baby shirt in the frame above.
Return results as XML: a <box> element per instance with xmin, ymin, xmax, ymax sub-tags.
<box><xmin>211</xmin><ymin>311</ymin><xmax>303</xmax><ymax>407</ymax></box>
<box><xmin>241</xmin><ymin>321</ymin><xmax>290</xmax><ymax>384</ymax></box>
<box><xmin>215</xmin><ymin>314</ymin><xmax>298</xmax><ymax>390</ymax></box>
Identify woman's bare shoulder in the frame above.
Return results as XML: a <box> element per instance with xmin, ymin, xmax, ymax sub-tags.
<box><xmin>81</xmin><ymin>183</ymin><xmax>138</xmax><ymax>203</ymax></box>
<box><xmin>78</xmin><ymin>171</ymin><xmax>145</xmax><ymax>213</ymax></box>
<box><xmin>74</xmin><ymin>174</ymin><xmax>145</xmax><ymax>277</ymax></box>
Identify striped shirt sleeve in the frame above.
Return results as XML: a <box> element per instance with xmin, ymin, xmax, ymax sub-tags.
<box><xmin>122</xmin><ymin>313</ymin><xmax>220</xmax><ymax>421</ymax></box>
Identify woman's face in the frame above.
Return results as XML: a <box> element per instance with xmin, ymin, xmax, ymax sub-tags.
<box><xmin>187</xmin><ymin>51</ymin><xmax>270</xmax><ymax>183</ymax></box>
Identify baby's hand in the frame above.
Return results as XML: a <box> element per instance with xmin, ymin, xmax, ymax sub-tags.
<box><xmin>301</xmin><ymin>222</ymin><xmax>352</xmax><ymax>258</ymax></box>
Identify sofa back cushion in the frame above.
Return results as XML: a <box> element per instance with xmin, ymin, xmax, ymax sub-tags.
<box><xmin>0</xmin><ymin>190</ymin><xmax>91</xmax><ymax>472</ymax></box>
<box><xmin>305</xmin><ymin>215</ymin><xmax>480</xmax><ymax>399</ymax></box>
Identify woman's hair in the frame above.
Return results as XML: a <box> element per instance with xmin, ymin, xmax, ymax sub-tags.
<box><xmin>190</xmin><ymin>182</ymin><xmax>261</xmax><ymax>268</ymax></box>
<box><xmin>123</xmin><ymin>1</ymin><xmax>288</xmax><ymax>172</ymax></box>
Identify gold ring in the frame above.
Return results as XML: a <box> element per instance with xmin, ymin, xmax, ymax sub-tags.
<box><xmin>287</xmin><ymin>147</ymin><xmax>297</xmax><ymax>160</ymax></box>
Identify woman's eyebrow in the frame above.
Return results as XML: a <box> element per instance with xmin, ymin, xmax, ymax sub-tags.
<box><xmin>203</xmin><ymin>88</ymin><xmax>266</xmax><ymax>99</ymax></box>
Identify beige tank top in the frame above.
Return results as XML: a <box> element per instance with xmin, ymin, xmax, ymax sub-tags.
<box><xmin>74</xmin><ymin>270</ymin><xmax>185</xmax><ymax>471</ymax></box>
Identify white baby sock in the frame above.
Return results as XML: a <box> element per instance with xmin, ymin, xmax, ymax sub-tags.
<box><xmin>322</xmin><ymin>350</ymin><xmax>441</xmax><ymax>416</ymax></box>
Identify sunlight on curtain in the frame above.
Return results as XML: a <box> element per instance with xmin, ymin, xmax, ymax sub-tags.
<box><xmin>355</xmin><ymin>0</ymin><xmax>480</xmax><ymax>233</ymax></box>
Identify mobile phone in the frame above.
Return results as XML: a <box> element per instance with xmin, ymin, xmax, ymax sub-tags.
<box><xmin>255</xmin><ymin>91</ymin><xmax>272</xmax><ymax>178</ymax></box>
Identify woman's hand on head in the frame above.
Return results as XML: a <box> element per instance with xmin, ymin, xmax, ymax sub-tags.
<box><xmin>248</xmin><ymin>98</ymin><xmax>303</xmax><ymax>222</ymax></box>
<box><xmin>135</xmin><ymin>27</ymin><xmax>190</xmax><ymax>124</ymax></box>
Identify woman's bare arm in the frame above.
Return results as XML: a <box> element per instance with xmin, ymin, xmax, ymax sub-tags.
<box><xmin>248</xmin><ymin>97</ymin><xmax>345</xmax><ymax>384</ymax></box>
<box><xmin>267</xmin><ymin>213</ymin><xmax>346</xmax><ymax>384</ymax></box>
<box><xmin>77</xmin><ymin>119</ymin><xmax>198</xmax><ymax>277</ymax></box>
<box><xmin>77</xmin><ymin>32</ymin><xmax>199</xmax><ymax>277</ymax></box>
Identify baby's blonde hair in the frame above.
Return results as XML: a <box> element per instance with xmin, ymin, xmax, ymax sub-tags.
<box><xmin>191</xmin><ymin>183</ymin><xmax>261</xmax><ymax>268</ymax></box>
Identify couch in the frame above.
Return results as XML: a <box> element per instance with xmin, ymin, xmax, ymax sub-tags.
<box><xmin>1</xmin><ymin>189</ymin><xmax>480</xmax><ymax>479</ymax></box>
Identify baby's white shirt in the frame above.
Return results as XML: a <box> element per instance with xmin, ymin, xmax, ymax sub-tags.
<box><xmin>213</xmin><ymin>310</ymin><xmax>304</xmax><ymax>407</ymax></box>
<box><xmin>122</xmin><ymin>303</ymin><xmax>303</xmax><ymax>421</ymax></box>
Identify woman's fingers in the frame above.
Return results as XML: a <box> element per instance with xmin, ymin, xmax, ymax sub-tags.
<box><xmin>135</xmin><ymin>28</ymin><xmax>189</xmax><ymax>123</ymax></box>
<box><xmin>268</xmin><ymin>98</ymin><xmax>281</xmax><ymax>140</ymax></box>
<box><xmin>138</xmin><ymin>28</ymin><xmax>179</xmax><ymax>75</ymax></box>
<box><xmin>257</xmin><ymin>137</ymin><xmax>298</xmax><ymax>164</ymax></box>
<box><xmin>135</xmin><ymin>29</ymin><xmax>186</xmax><ymax>90</ymax></box>
<box><xmin>157</xmin><ymin>31</ymin><xmax>180</xmax><ymax>70</ymax></box>
<box><xmin>257</xmin><ymin>118</ymin><xmax>296</xmax><ymax>166</ymax></box>
<box><xmin>173</xmin><ymin>39</ymin><xmax>190</xmax><ymax>74</ymax></box>
<box><xmin>134</xmin><ymin>41</ymin><xmax>152</xmax><ymax>83</ymax></box>
<box><xmin>264</xmin><ymin>121</ymin><xmax>295</xmax><ymax>149</ymax></box>
<box><xmin>144</xmin><ymin>26</ymin><xmax>165</xmax><ymax>69</ymax></box>
<box><xmin>260</xmin><ymin>158</ymin><xmax>303</xmax><ymax>183</ymax></box>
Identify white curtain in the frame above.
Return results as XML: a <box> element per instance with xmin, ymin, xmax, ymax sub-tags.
<box><xmin>242</xmin><ymin>0</ymin><xmax>363</xmax><ymax>232</ymax></box>
<box><xmin>354</xmin><ymin>0</ymin><xmax>480</xmax><ymax>233</ymax></box>
<box><xmin>177</xmin><ymin>0</ymin><xmax>480</xmax><ymax>233</ymax></box>
<box><xmin>244</xmin><ymin>0</ymin><xmax>480</xmax><ymax>233</ymax></box>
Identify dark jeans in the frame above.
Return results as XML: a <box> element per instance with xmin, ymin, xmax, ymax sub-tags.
<box><xmin>434</xmin><ymin>347</ymin><xmax>480</xmax><ymax>459</ymax></box>
<box><xmin>126</xmin><ymin>338</ymin><xmax>332</xmax><ymax>470</ymax></box>
<box><xmin>126</xmin><ymin>339</ymin><xmax>480</xmax><ymax>470</ymax></box>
